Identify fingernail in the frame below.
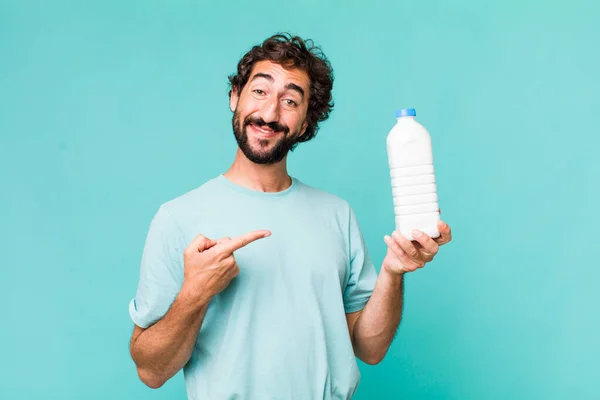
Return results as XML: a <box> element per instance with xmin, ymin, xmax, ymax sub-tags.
<box><xmin>392</xmin><ymin>231</ymin><xmax>401</xmax><ymax>239</ymax></box>
<box><xmin>440</xmin><ymin>221</ymin><xmax>447</xmax><ymax>228</ymax></box>
<box><xmin>412</xmin><ymin>229</ymin><xmax>422</xmax><ymax>238</ymax></box>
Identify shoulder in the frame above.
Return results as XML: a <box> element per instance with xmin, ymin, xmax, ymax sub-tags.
<box><xmin>295</xmin><ymin>178</ymin><xmax>349</xmax><ymax>206</ymax></box>
<box><xmin>293</xmin><ymin>178</ymin><xmax>354</xmax><ymax>221</ymax></box>
<box><xmin>153</xmin><ymin>175</ymin><xmax>225</xmax><ymax>224</ymax></box>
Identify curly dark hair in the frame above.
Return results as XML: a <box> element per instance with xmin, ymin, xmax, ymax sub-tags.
<box><xmin>228</xmin><ymin>33</ymin><xmax>334</xmax><ymax>146</ymax></box>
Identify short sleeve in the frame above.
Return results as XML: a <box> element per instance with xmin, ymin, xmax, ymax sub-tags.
<box><xmin>129</xmin><ymin>205</ymin><xmax>185</xmax><ymax>328</ymax></box>
<box><xmin>343</xmin><ymin>206</ymin><xmax>378</xmax><ymax>313</ymax></box>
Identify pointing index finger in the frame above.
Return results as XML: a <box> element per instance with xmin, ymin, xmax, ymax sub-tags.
<box><xmin>219</xmin><ymin>230</ymin><xmax>271</xmax><ymax>254</ymax></box>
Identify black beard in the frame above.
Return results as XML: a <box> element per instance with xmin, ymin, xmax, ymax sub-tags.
<box><xmin>232</xmin><ymin>110</ymin><xmax>297</xmax><ymax>165</ymax></box>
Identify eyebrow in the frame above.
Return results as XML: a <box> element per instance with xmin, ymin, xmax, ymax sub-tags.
<box><xmin>250</xmin><ymin>73</ymin><xmax>305</xmax><ymax>98</ymax></box>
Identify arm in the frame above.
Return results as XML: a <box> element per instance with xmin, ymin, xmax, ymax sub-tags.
<box><xmin>130</xmin><ymin>287</ymin><xmax>210</xmax><ymax>388</ymax></box>
<box><xmin>346</xmin><ymin>267</ymin><xmax>404</xmax><ymax>365</ymax></box>
<box><xmin>129</xmin><ymin>230</ymin><xmax>271</xmax><ymax>388</ymax></box>
<box><xmin>347</xmin><ymin>220</ymin><xmax>452</xmax><ymax>365</ymax></box>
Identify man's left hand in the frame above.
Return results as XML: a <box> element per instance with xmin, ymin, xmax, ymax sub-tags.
<box><xmin>383</xmin><ymin>220</ymin><xmax>452</xmax><ymax>275</ymax></box>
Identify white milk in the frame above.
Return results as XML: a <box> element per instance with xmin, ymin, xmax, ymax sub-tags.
<box><xmin>386</xmin><ymin>108</ymin><xmax>440</xmax><ymax>241</ymax></box>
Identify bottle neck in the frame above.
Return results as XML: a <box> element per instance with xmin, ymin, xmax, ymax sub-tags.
<box><xmin>396</xmin><ymin>116</ymin><xmax>415</xmax><ymax>121</ymax></box>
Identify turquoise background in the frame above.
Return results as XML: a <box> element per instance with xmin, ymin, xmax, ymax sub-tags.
<box><xmin>1</xmin><ymin>0</ymin><xmax>599</xmax><ymax>398</ymax></box>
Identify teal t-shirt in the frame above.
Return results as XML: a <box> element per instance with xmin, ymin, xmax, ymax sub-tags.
<box><xmin>129</xmin><ymin>174</ymin><xmax>378</xmax><ymax>399</ymax></box>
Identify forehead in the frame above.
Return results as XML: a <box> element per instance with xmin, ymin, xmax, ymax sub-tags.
<box><xmin>248</xmin><ymin>60</ymin><xmax>310</xmax><ymax>88</ymax></box>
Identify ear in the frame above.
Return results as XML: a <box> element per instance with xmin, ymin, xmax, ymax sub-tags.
<box><xmin>229</xmin><ymin>87</ymin><xmax>239</xmax><ymax>112</ymax></box>
<box><xmin>299</xmin><ymin>120</ymin><xmax>309</xmax><ymax>137</ymax></box>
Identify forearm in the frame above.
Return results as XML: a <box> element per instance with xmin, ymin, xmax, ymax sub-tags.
<box><xmin>352</xmin><ymin>267</ymin><xmax>404</xmax><ymax>364</ymax></box>
<box><xmin>130</xmin><ymin>287</ymin><xmax>210</xmax><ymax>388</ymax></box>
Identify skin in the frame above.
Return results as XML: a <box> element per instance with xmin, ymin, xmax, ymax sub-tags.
<box><xmin>224</xmin><ymin>60</ymin><xmax>310</xmax><ymax>192</ymax></box>
<box><xmin>129</xmin><ymin>60</ymin><xmax>453</xmax><ymax>388</ymax></box>
<box><xmin>129</xmin><ymin>231</ymin><xmax>271</xmax><ymax>388</ymax></box>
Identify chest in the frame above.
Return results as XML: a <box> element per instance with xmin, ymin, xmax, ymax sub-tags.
<box><xmin>188</xmin><ymin>204</ymin><xmax>350</xmax><ymax>291</ymax></box>
<box><xmin>237</xmin><ymin>211</ymin><xmax>349</xmax><ymax>289</ymax></box>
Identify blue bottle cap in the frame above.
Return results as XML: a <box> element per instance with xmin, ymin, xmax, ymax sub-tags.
<box><xmin>396</xmin><ymin>108</ymin><xmax>416</xmax><ymax>118</ymax></box>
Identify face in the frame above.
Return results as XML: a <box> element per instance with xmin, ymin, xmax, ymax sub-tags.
<box><xmin>230</xmin><ymin>60</ymin><xmax>310</xmax><ymax>164</ymax></box>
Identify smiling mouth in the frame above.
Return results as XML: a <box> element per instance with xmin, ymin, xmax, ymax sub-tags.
<box><xmin>249</xmin><ymin>123</ymin><xmax>281</xmax><ymax>137</ymax></box>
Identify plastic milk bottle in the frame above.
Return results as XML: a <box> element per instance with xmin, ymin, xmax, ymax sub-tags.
<box><xmin>386</xmin><ymin>108</ymin><xmax>440</xmax><ymax>241</ymax></box>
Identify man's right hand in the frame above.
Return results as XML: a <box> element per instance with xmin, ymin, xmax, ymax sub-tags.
<box><xmin>130</xmin><ymin>230</ymin><xmax>270</xmax><ymax>388</ymax></box>
<box><xmin>181</xmin><ymin>230</ymin><xmax>271</xmax><ymax>304</ymax></box>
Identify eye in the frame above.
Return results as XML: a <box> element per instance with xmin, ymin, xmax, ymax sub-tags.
<box><xmin>253</xmin><ymin>89</ymin><xmax>265</xmax><ymax>95</ymax></box>
<box><xmin>283</xmin><ymin>99</ymin><xmax>297</xmax><ymax>107</ymax></box>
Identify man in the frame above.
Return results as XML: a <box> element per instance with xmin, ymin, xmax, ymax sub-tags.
<box><xmin>128</xmin><ymin>33</ymin><xmax>452</xmax><ymax>399</ymax></box>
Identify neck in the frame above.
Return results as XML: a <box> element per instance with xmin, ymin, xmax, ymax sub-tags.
<box><xmin>223</xmin><ymin>148</ymin><xmax>292</xmax><ymax>192</ymax></box>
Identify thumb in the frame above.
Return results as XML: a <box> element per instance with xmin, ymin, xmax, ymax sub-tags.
<box><xmin>186</xmin><ymin>234</ymin><xmax>217</xmax><ymax>254</ymax></box>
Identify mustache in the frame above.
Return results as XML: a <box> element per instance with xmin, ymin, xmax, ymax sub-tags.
<box><xmin>244</xmin><ymin>115</ymin><xmax>289</xmax><ymax>134</ymax></box>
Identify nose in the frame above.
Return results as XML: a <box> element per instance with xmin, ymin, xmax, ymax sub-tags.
<box><xmin>260</xmin><ymin>96</ymin><xmax>280</xmax><ymax>123</ymax></box>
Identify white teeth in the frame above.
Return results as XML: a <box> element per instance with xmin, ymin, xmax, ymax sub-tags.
<box><xmin>253</xmin><ymin>124</ymin><xmax>274</xmax><ymax>134</ymax></box>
